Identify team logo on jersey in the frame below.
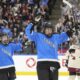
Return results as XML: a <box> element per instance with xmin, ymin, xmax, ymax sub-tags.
<box><xmin>44</xmin><ymin>38</ymin><xmax>55</xmax><ymax>48</ymax></box>
<box><xmin>2</xmin><ymin>48</ymin><xmax>11</xmax><ymax>56</ymax></box>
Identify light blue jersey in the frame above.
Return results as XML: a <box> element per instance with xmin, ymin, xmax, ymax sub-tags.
<box><xmin>0</xmin><ymin>42</ymin><xmax>22</xmax><ymax>69</ymax></box>
<box><xmin>25</xmin><ymin>23</ymin><xmax>69</xmax><ymax>61</ymax></box>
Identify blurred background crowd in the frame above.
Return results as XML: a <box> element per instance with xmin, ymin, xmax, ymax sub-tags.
<box><xmin>0</xmin><ymin>0</ymin><xmax>80</xmax><ymax>54</ymax></box>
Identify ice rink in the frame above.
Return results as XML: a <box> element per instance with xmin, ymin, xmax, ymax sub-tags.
<box><xmin>15</xmin><ymin>76</ymin><xmax>68</xmax><ymax>80</ymax></box>
<box><xmin>13</xmin><ymin>55</ymin><xmax>78</xmax><ymax>80</ymax></box>
<box><xmin>15</xmin><ymin>75</ymin><xmax>78</xmax><ymax>80</ymax></box>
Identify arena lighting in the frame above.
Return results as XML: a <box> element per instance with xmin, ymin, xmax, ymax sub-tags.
<box><xmin>63</xmin><ymin>0</ymin><xmax>72</xmax><ymax>8</ymax></box>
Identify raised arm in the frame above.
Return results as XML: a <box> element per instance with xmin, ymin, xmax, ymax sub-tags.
<box><xmin>25</xmin><ymin>23</ymin><xmax>38</xmax><ymax>42</ymax></box>
<box><xmin>55</xmin><ymin>32</ymin><xmax>69</xmax><ymax>44</ymax></box>
<box><xmin>11</xmin><ymin>42</ymin><xmax>22</xmax><ymax>52</ymax></box>
<box><xmin>56</xmin><ymin>28</ymin><xmax>73</xmax><ymax>44</ymax></box>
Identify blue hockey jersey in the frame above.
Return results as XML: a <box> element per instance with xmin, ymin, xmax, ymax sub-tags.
<box><xmin>25</xmin><ymin>23</ymin><xmax>69</xmax><ymax>62</ymax></box>
<box><xmin>0</xmin><ymin>42</ymin><xmax>22</xmax><ymax>69</ymax></box>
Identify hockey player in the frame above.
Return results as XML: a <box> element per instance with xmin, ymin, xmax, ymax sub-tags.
<box><xmin>25</xmin><ymin>22</ymin><xmax>72</xmax><ymax>80</ymax></box>
<box><xmin>0</xmin><ymin>33</ymin><xmax>22</xmax><ymax>80</ymax></box>
<box><xmin>65</xmin><ymin>36</ymin><xmax>80</xmax><ymax>80</ymax></box>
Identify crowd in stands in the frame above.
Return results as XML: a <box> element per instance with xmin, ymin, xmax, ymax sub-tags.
<box><xmin>0</xmin><ymin>0</ymin><xmax>57</xmax><ymax>54</ymax></box>
<box><xmin>0</xmin><ymin>0</ymin><xmax>80</xmax><ymax>54</ymax></box>
<box><xmin>56</xmin><ymin>0</ymin><xmax>80</xmax><ymax>54</ymax></box>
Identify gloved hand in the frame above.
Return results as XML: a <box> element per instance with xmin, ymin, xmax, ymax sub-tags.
<box><xmin>66</xmin><ymin>29</ymin><xmax>74</xmax><ymax>37</ymax></box>
<box><xmin>69</xmin><ymin>49</ymin><xmax>75</xmax><ymax>53</ymax></box>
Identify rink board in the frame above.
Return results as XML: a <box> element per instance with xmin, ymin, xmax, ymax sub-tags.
<box><xmin>16</xmin><ymin>72</ymin><xmax>69</xmax><ymax>76</ymax></box>
<box><xmin>13</xmin><ymin>55</ymin><xmax>69</xmax><ymax>76</ymax></box>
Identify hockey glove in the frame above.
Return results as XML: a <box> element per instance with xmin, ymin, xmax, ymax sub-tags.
<box><xmin>66</xmin><ymin>29</ymin><xmax>74</xmax><ymax>37</ymax></box>
<box><xmin>69</xmin><ymin>49</ymin><xmax>75</xmax><ymax>53</ymax></box>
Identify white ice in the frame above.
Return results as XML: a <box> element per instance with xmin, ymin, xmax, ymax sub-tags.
<box><xmin>15</xmin><ymin>76</ymin><xmax>78</xmax><ymax>80</ymax></box>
